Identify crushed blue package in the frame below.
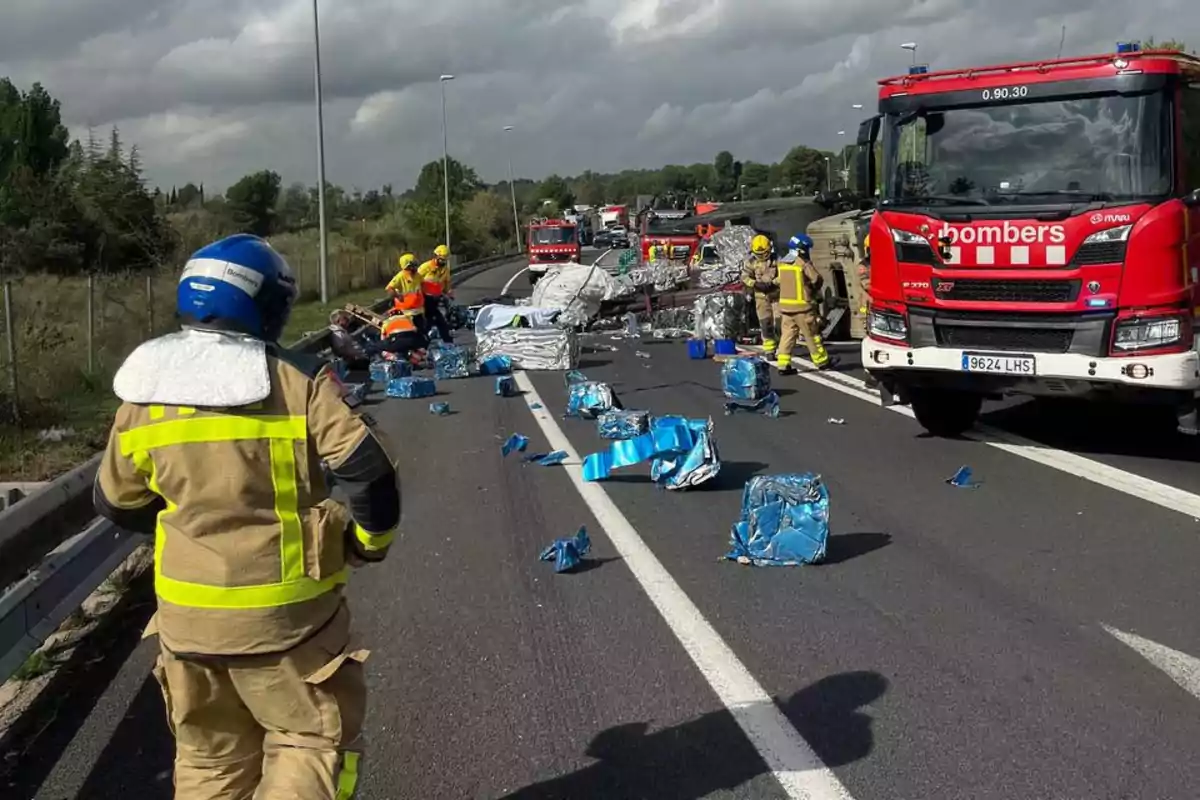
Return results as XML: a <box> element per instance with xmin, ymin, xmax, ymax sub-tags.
<box><xmin>566</xmin><ymin>381</ymin><xmax>615</xmax><ymax>419</ymax></box>
<box><xmin>530</xmin><ymin>402</ymin><xmax>543</xmax><ymax>410</ymax></box>
<box><xmin>495</xmin><ymin>375</ymin><xmax>518</xmax><ymax>397</ymax></box>
<box><xmin>429</xmin><ymin>402</ymin><xmax>451</xmax><ymax>415</ymax></box>
<box><xmin>539</xmin><ymin>526</ymin><xmax>591</xmax><ymax>573</ymax></box>
<box><xmin>726</xmin><ymin>473</ymin><xmax>829</xmax><ymax>566</ymax></box>
<box><xmin>385</xmin><ymin>376</ymin><xmax>436</xmax><ymax>399</ymax></box>
<box><xmin>369</xmin><ymin>358</ymin><xmax>410</xmax><ymax>383</ymax></box>
<box><xmin>724</xmin><ymin>391</ymin><xmax>780</xmax><ymax>418</ymax></box>
<box><xmin>721</xmin><ymin>357</ymin><xmax>771</xmax><ymax>401</ymax></box>
<box><xmin>524</xmin><ymin>450</ymin><xmax>567</xmax><ymax>466</ymax></box>
<box><xmin>501</xmin><ymin>433</ymin><xmax>529</xmax><ymax>457</ymax></box>
<box><xmin>596</xmin><ymin>409</ymin><xmax>650</xmax><ymax>440</ymax></box>
<box><xmin>432</xmin><ymin>343</ymin><xmax>471</xmax><ymax>379</ymax></box>
<box><xmin>343</xmin><ymin>383</ymin><xmax>369</xmax><ymax>404</ymax></box>
<box><xmin>330</xmin><ymin>357</ymin><xmax>350</xmax><ymax>381</ymax></box>
<box><xmin>479</xmin><ymin>355</ymin><xmax>513</xmax><ymax>376</ymax></box>
<box><xmin>582</xmin><ymin>416</ymin><xmax>720</xmax><ymax>490</ymax></box>
<box><xmin>447</xmin><ymin>304</ymin><xmax>472</xmax><ymax>330</ymax></box>
<box><xmin>946</xmin><ymin>465</ymin><xmax>980</xmax><ymax>488</ymax></box>
<box><xmin>564</xmin><ymin>370</ymin><xmax>589</xmax><ymax>386</ymax></box>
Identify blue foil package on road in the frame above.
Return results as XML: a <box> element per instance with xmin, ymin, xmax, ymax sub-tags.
<box><xmin>539</xmin><ymin>527</ymin><xmax>591</xmax><ymax>573</ymax></box>
<box><xmin>596</xmin><ymin>409</ymin><xmax>650</xmax><ymax>440</ymax></box>
<box><xmin>385</xmin><ymin>376</ymin><xmax>436</xmax><ymax>399</ymax></box>
<box><xmin>369</xmin><ymin>358</ymin><xmax>410</xmax><ymax>383</ymax></box>
<box><xmin>724</xmin><ymin>391</ymin><xmax>781</xmax><ymax>418</ymax></box>
<box><xmin>429</xmin><ymin>401</ymin><xmax>451</xmax><ymax>415</ymax></box>
<box><xmin>582</xmin><ymin>416</ymin><xmax>720</xmax><ymax>490</ymax></box>
<box><xmin>478</xmin><ymin>355</ymin><xmax>513</xmax><ymax>376</ymax></box>
<box><xmin>566</xmin><ymin>381</ymin><xmax>615</xmax><ymax>419</ymax></box>
<box><xmin>432</xmin><ymin>343</ymin><xmax>471</xmax><ymax>379</ymax></box>
<box><xmin>721</xmin><ymin>357</ymin><xmax>771</xmax><ymax>401</ymax></box>
<box><xmin>726</xmin><ymin>473</ymin><xmax>829</xmax><ymax>566</ymax></box>
<box><xmin>495</xmin><ymin>375</ymin><xmax>517</xmax><ymax>396</ymax></box>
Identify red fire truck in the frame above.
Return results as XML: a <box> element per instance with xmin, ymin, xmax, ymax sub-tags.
<box><xmin>526</xmin><ymin>218</ymin><xmax>581</xmax><ymax>285</ymax></box>
<box><xmin>857</xmin><ymin>43</ymin><xmax>1200</xmax><ymax>436</ymax></box>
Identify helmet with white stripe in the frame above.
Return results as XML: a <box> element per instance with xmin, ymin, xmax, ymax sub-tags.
<box><xmin>177</xmin><ymin>234</ymin><xmax>298</xmax><ymax>342</ymax></box>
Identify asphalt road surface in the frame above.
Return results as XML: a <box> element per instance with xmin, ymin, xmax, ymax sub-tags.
<box><xmin>8</xmin><ymin>250</ymin><xmax>1200</xmax><ymax>800</ymax></box>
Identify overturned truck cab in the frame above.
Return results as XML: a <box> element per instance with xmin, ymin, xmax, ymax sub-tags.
<box><xmin>856</xmin><ymin>43</ymin><xmax>1200</xmax><ymax>437</ymax></box>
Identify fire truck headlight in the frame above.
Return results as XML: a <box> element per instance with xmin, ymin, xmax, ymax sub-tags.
<box><xmin>1113</xmin><ymin>316</ymin><xmax>1183</xmax><ymax>352</ymax></box>
<box><xmin>1083</xmin><ymin>224</ymin><xmax>1132</xmax><ymax>244</ymax></box>
<box><xmin>868</xmin><ymin>309</ymin><xmax>909</xmax><ymax>342</ymax></box>
<box><xmin>891</xmin><ymin>229</ymin><xmax>926</xmax><ymax>245</ymax></box>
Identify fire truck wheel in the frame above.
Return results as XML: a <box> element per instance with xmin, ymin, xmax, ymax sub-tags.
<box><xmin>909</xmin><ymin>387</ymin><xmax>982</xmax><ymax>437</ymax></box>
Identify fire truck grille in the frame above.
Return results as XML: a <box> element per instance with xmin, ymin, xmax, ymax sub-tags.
<box><xmin>537</xmin><ymin>252</ymin><xmax>573</xmax><ymax>263</ymax></box>
<box><xmin>932</xmin><ymin>278</ymin><xmax>1079</xmax><ymax>303</ymax></box>
<box><xmin>935</xmin><ymin>325</ymin><xmax>1073</xmax><ymax>353</ymax></box>
<box><xmin>1070</xmin><ymin>240</ymin><xmax>1127</xmax><ymax>266</ymax></box>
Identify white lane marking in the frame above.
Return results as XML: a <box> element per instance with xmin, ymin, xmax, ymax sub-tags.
<box><xmin>512</xmin><ymin>371</ymin><xmax>855</xmax><ymax>800</ymax></box>
<box><xmin>1103</xmin><ymin>625</ymin><xmax>1200</xmax><ymax>701</ymax></box>
<box><xmin>786</xmin><ymin>355</ymin><xmax>1200</xmax><ymax>521</ymax></box>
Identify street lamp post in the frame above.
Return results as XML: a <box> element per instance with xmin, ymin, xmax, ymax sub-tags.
<box><xmin>825</xmin><ymin>157</ymin><xmax>831</xmax><ymax>192</ymax></box>
<box><xmin>439</xmin><ymin>74</ymin><xmax>455</xmax><ymax>252</ymax></box>
<box><xmin>901</xmin><ymin>41</ymin><xmax>918</xmax><ymax>66</ymax></box>
<box><xmin>503</xmin><ymin>126</ymin><xmax>522</xmax><ymax>254</ymax></box>
<box><xmin>311</xmin><ymin>0</ymin><xmax>329</xmax><ymax>303</ymax></box>
<box><xmin>838</xmin><ymin>130</ymin><xmax>848</xmax><ymax>188</ymax></box>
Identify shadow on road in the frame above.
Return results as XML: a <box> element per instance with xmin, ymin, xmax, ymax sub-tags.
<box><xmin>500</xmin><ymin>670</ymin><xmax>887</xmax><ymax>799</ymax></box>
<box><xmin>823</xmin><ymin>532</ymin><xmax>892</xmax><ymax>565</ymax></box>
<box><xmin>0</xmin><ymin>571</ymin><xmax>157</xmax><ymax>799</ymax></box>
<box><xmin>75</xmin><ymin>673</ymin><xmax>174</xmax><ymax>799</ymax></box>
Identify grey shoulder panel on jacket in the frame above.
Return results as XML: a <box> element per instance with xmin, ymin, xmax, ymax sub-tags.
<box><xmin>268</xmin><ymin>344</ymin><xmax>329</xmax><ymax>381</ymax></box>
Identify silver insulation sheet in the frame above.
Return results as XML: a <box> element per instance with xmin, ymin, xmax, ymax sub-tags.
<box><xmin>475</xmin><ymin>327</ymin><xmax>580</xmax><ymax>371</ymax></box>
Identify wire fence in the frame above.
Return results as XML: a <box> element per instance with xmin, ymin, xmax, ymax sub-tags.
<box><xmin>0</xmin><ymin>247</ymin><xmax>417</xmax><ymax>426</ymax></box>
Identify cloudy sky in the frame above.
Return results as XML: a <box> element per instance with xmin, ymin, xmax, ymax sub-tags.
<box><xmin>1</xmin><ymin>0</ymin><xmax>1196</xmax><ymax>194</ymax></box>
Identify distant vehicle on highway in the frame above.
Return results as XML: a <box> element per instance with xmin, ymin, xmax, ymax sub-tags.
<box><xmin>526</xmin><ymin>218</ymin><xmax>580</xmax><ymax>285</ymax></box>
<box><xmin>608</xmin><ymin>227</ymin><xmax>631</xmax><ymax>248</ymax></box>
<box><xmin>592</xmin><ymin>229</ymin><xmax>613</xmax><ymax>248</ymax></box>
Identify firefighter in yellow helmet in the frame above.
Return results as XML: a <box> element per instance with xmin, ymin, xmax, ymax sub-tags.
<box><xmin>94</xmin><ymin>234</ymin><xmax>399</xmax><ymax>800</ymax></box>
<box><xmin>776</xmin><ymin>232</ymin><xmax>836</xmax><ymax>373</ymax></box>
<box><xmin>386</xmin><ymin>252</ymin><xmax>427</xmax><ymax>338</ymax></box>
<box><xmin>741</xmin><ymin>233</ymin><xmax>780</xmax><ymax>360</ymax></box>
<box><xmin>418</xmin><ymin>244</ymin><xmax>453</xmax><ymax>343</ymax></box>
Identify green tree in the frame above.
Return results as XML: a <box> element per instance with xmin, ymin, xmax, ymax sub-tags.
<box><xmin>412</xmin><ymin>158</ymin><xmax>481</xmax><ymax>207</ymax></box>
<box><xmin>225</xmin><ymin>170</ymin><xmax>282</xmax><ymax>236</ymax></box>
<box><xmin>536</xmin><ymin>174</ymin><xmax>575</xmax><ymax>210</ymax></box>
<box><xmin>713</xmin><ymin>150</ymin><xmax>736</xmax><ymax>198</ymax></box>
<box><xmin>779</xmin><ymin>145</ymin><xmax>828</xmax><ymax>193</ymax></box>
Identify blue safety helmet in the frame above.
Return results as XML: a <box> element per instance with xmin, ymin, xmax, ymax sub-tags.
<box><xmin>176</xmin><ymin>234</ymin><xmax>298</xmax><ymax>342</ymax></box>
<box><xmin>788</xmin><ymin>233</ymin><xmax>814</xmax><ymax>254</ymax></box>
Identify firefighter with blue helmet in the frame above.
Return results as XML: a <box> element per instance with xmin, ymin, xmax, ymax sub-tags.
<box><xmin>95</xmin><ymin>233</ymin><xmax>399</xmax><ymax>799</ymax></box>
<box><xmin>776</xmin><ymin>232</ymin><xmax>836</xmax><ymax>373</ymax></box>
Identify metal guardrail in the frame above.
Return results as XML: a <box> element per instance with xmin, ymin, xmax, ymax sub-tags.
<box><xmin>0</xmin><ymin>252</ymin><xmax>519</xmax><ymax>684</ymax></box>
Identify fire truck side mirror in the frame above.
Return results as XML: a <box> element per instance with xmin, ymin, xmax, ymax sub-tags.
<box><xmin>1184</xmin><ymin>188</ymin><xmax>1200</xmax><ymax>208</ymax></box>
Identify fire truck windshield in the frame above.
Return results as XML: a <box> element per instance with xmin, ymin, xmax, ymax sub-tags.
<box><xmin>531</xmin><ymin>227</ymin><xmax>576</xmax><ymax>245</ymax></box>
<box><xmin>883</xmin><ymin>89</ymin><xmax>1172</xmax><ymax>206</ymax></box>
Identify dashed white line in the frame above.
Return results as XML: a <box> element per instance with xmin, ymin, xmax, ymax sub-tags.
<box><xmin>512</xmin><ymin>370</ymin><xmax>856</xmax><ymax>800</ymax></box>
<box><xmin>787</xmin><ymin>355</ymin><xmax>1200</xmax><ymax>521</ymax></box>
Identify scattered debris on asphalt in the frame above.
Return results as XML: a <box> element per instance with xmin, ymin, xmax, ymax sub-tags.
<box><xmin>582</xmin><ymin>416</ymin><xmax>720</xmax><ymax>490</ymax></box>
<box><xmin>478</xmin><ymin>354</ymin><xmax>513</xmax><ymax>375</ymax></box>
<box><xmin>429</xmin><ymin>402</ymin><xmax>451</xmax><ymax>415</ymax></box>
<box><xmin>724</xmin><ymin>391</ymin><xmax>781</xmax><ymax>418</ymax></box>
<box><xmin>530</xmin><ymin>402</ymin><xmax>543</xmax><ymax>410</ymax></box>
<box><xmin>495</xmin><ymin>375</ymin><xmax>518</xmax><ymax>397</ymax></box>
<box><xmin>726</xmin><ymin>474</ymin><xmax>829</xmax><ymax>566</ymax></box>
<box><xmin>634</xmin><ymin>351</ymin><xmax>652</xmax><ymax>359</ymax></box>
<box><xmin>721</xmin><ymin>357</ymin><xmax>772</xmax><ymax>402</ymax></box>
<box><xmin>501</xmin><ymin>433</ymin><xmax>529</xmax><ymax>457</ymax></box>
<box><xmin>946</xmin><ymin>466</ymin><xmax>980</xmax><ymax>489</ymax></box>
<box><xmin>828</xmin><ymin>417</ymin><xmax>845</xmax><ymax>425</ymax></box>
<box><xmin>566</xmin><ymin>380</ymin><xmax>617</xmax><ymax>419</ymax></box>
<box><xmin>370</xmin><ymin>358</ymin><xmax>410</xmax><ymax>383</ymax></box>
<box><xmin>596</xmin><ymin>409</ymin><xmax>650</xmax><ymax>440</ymax></box>
<box><xmin>524</xmin><ymin>450</ymin><xmax>568</xmax><ymax>466</ymax></box>
<box><xmin>431</xmin><ymin>343</ymin><xmax>471</xmax><ymax>379</ymax></box>
<box><xmin>539</xmin><ymin>526</ymin><xmax>592</xmax><ymax>573</ymax></box>
<box><xmin>386</xmin><ymin>376</ymin><xmax>436</xmax><ymax>399</ymax></box>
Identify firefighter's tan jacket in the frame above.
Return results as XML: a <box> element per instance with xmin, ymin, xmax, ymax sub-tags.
<box><xmin>741</xmin><ymin>255</ymin><xmax>779</xmax><ymax>299</ymax></box>
<box><xmin>777</xmin><ymin>256</ymin><xmax>824</xmax><ymax>313</ymax></box>
<box><xmin>95</xmin><ymin>343</ymin><xmax>400</xmax><ymax>657</ymax></box>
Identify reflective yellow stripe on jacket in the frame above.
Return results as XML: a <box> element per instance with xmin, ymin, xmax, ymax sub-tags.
<box><xmin>119</xmin><ymin>411</ymin><xmax>348</xmax><ymax>610</ymax></box>
<box><xmin>777</xmin><ymin>262</ymin><xmax>811</xmax><ymax>311</ymax></box>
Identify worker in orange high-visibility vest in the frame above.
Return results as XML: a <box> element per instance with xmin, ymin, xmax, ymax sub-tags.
<box><xmin>386</xmin><ymin>253</ymin><xmax>427</xmax><ymax>337</ymax></box>
<box><xmin>417</xmin><ymin>245</ymin><xmax>452</xmax><ymax>343</ymax></box>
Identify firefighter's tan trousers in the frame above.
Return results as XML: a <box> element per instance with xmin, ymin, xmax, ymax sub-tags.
<box><xmin>754</xmin><ymin>295</ymin><xmax>779</xmax><ymax>355</ymax></box>
<box><xmin>778</xmin><ymin>308</ymin><xmax>829</xmax><ymax>367</ymax></box>
<box><xmin>149</xmin><ymin>604</ymin><xmax>367</xmax><ymax>800</ymax></box>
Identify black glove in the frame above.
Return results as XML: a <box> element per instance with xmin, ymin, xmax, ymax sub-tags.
<box><xmin>754</xmin><ymin>281</ymin><xmax>775</xmax><ymax>294</ymax></box>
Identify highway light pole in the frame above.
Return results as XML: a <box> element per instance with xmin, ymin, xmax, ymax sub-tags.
<box><xmin>439</xmin><ymin>74</ymin><xmax>455</xmax><ymax>253</ymax></box>
<box><xmin>312</xmin><ymin>0</ymin><xmax>329</xmax><ymax>303</ymax></box>
<box><xmin>503</xmin><ymin>126</ymin><xmax>522</xmax><ymax>253</ymax></box>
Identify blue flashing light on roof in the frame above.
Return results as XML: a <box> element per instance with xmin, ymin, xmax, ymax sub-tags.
<box><xmin>1116</xmin><ymin>41</ymin><xmax>1140</xmax><ymax>53</ymax></box>
<box><xmin>908</xmin><ymin>64</ymin><xmax>929</xmax><ymax>75</ymax></box>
